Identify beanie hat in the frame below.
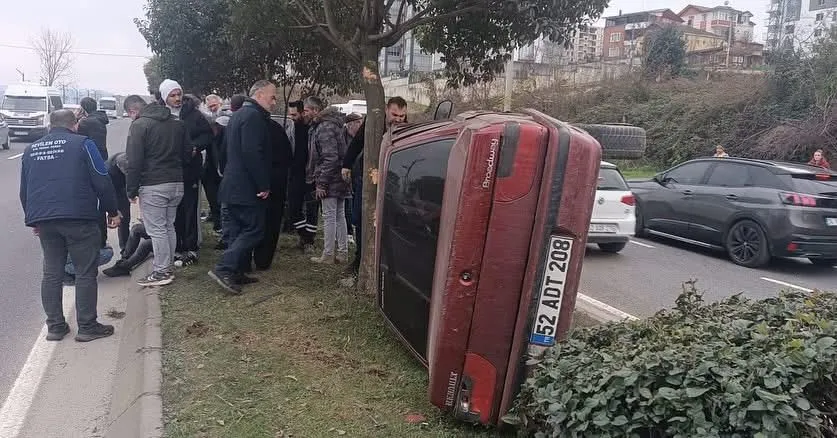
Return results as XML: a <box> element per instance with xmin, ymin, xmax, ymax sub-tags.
<box><xmin>158</xmin><ymin>79</ymin><xmax>182</xmax><ymax>101</ymax></box>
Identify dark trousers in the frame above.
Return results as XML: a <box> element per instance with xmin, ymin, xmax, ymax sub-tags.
<box><xmin>287</xmin><ymin>175</ymin><xmax>318</xmax><ymax>245</ymax></box>
<box><xmin>253</xmin><ymin>176</ymin><xmax>288</xmax><ymax>270</ymax></box>
<box><xmin>344</xmin><ymin>199</ymin><xmax>353</xmax><ymax>237</ymax></box>
<box><xmin>117</xmin><ymin>197</ymin><xmax>131</xmax><ymax>253</ymax></box>
<box><xmin>216</xmin><ymin>204</ymin><xmax>266</xmax><ymax>276</ymax></box>
<box><xmin>175</xmin><ymin>179</ymin><xmax>201</xmax><ymax>252</ymax></box>
<box><xmin>203</xmin><ymin>166</ymin><xmax>222</xmax><ymax>224</ymax></box>
<box><xmin>38</xmin><ymin>220</ymin><xmax>101</xmax><ymax>331</ymax></box>
<box><xmin>350</xmin><ymin>172</ymin><xmax>363</xmax><ymax>273</ymax></box>
<box><xmin>122</xmin><ymin>225</ymin><xmax>153</xmax><ymax>270</ymax></box>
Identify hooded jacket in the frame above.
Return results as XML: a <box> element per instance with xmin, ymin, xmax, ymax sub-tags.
<box><xmin>125</xmin><ymin>103</ymin><xmax>192</xmax><ymax>198</ymax></box>
<box><xmin>218</xmin><ymin>99</ymin><xmax>272</xmax><ymax>206</ymax></box>
<box><xmin>179</xmin><ymin>96</ymin><xmax>214</xmax><ymax>182</ymax></box>
<box><xmin>78</xmin><ymin>110</ymin><xmax>110</xmax><ymax>160</ymax></box>
<box><xmin>307</xmin><ymin>106</ymin><xmax>350</xmax><ymax>198</ymax></box>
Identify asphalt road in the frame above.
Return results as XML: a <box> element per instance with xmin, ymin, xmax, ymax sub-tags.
<box><xmin>580</xmin><ymin>235</ymin><xmax>837</xmax><ymax>318</ymax></box>
<box><xmin>0</xmin><ymin>118</ymin><xmax>131</xmax><ymax>403</ymax></box>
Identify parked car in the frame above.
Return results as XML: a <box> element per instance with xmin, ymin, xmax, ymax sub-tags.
<box><xmin>630</xmin><ymin>157</ymin><xmax>837</xmax><ymax>268</ymax></box>
<box><xmin>588</xmin><ymin>161</ymin><xmax>636</xmax><ymax>253</ymax></box>
<box><xmin>0</xmin><ymin>114</ymin><xmax>9</xmax><ymax>150</ymax></box>
<box><xmin>375</xmin><ymin>103</ymin><xmax>647</xmax><ymax>426</ymax></box>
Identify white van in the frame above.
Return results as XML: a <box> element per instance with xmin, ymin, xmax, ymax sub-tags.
<box><xmin>98</xmin><ymin>96</ymin><xmax>118</xmax><ymax>119</ymax></box>
<box><xmin>0</xmin><ymin>83</ymin><xmax>63</xmax><ymax>138</ymax></box>
<box><xmin>334</xmin><ymin>99</ymin><xmax>367</xmax><ymax>115</ymax></box>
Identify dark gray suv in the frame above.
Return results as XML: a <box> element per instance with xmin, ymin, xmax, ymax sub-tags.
<box><xmin>630</xmin><ymin>158</ymin><xmax>837</xmax><ymax>268</ymax></box>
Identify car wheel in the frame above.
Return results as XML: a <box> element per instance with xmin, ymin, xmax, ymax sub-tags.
<box><xmin>809</xmin><ymin>258</ymin><xmax>837</xmax><ymax>267</ymax></box>
<box><xmin>575</xmin><ymin>124</ymin><xmax>647</xmax><ymax>159</ymax></box>
<box><xmin>634</xmin><ymin>203</ymin><xmax>646</xmax><ymax>237</ymax></box>
<box><xmin>598</xmin><ymin>242</ymin><xmax>627</xmax><ymax>253</ymax></box>
<box><xmin>726</xmin><ymin>220</ymin><xmax>771</xmax><ymax>268</ymax></box>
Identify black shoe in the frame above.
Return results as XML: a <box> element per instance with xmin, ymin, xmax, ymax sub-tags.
<box><xmin>103</xmin><ymin>262</ymin><xmax>131</xmax><ymax>277</ymax></box>
<box><xmin>208</xmin><ymin>270</ymin><xmax>242</xmax><ymax>295</ymax></box>
<box><xmin>235</xmin><ymin>274</ymin><xmax>259</xmax><ymax>285</ymax></box>
<box><xmin>46</xmin><ymin>324</ymin><xmax>71</xmax><ymax>341</ymax></box>
<box><xmin>75</xmin><ymin>323</ymin><xmax>115</xmax><ymax>342</ymax></box>
<box><xmin>137</xmin><ymin>271</ymin><xmax>174</xmax><ymax>287</ymax></box>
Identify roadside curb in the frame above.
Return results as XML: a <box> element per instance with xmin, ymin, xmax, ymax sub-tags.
<box><xmin>104</xmin><ymin>262</ymin><xmax>163</xmax><ymax>438</ymax></box>
<box><xmin>576</xmin><ymin>293</ymin><xmax>639</xmax><ymax>323</ymax></box>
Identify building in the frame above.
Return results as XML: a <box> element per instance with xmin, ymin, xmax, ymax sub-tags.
<box><xmin>678</xmin><ymin>4</ymin><xmax>756</xmax><ymax>42</ymax></box>
<box><xmin>686</xmin><ymin>41</ymin><xmax>765</xmax><ymax>67</ymax></box>
<box><xmin>767</xmin><ymin>0</ymin><xmax>837</xmax><ymax>53</ymax></box>
<box><xmin>603</xmin><ymin>9</ymin><xmax>684</xmax><ymax>60</ymax></box>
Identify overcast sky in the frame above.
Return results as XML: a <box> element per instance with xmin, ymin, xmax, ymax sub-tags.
<box><xmin>0</xmin><ymin>0</ymin><xmax>766</xmax><ymax>95</ymax></box>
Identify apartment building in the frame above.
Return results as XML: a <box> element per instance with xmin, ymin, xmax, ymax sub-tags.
<box><xmin>678</xmin><ymin>4</ymin><xmax>756</xmax><ymax>42</ymax></box>
<box><xmin>603</xmin><ymin>9</ymin><xmax>684</xmax><ymax>60</ymax></box>
<box><xmin>768</xmin><ymin>0</ymin><xmax>837</xmax><ymax>52</ymax></box>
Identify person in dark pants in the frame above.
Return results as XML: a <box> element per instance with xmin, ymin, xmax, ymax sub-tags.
<box><xmin>208</xmin><ymin>80</ymin><xmax>276</xmax><ymax>295</ymax></box>
<box><xmin>343</xmin><ymin>113</ymin><xmax>363</xmax><ymax>239</ymax></box>
<box><xmin>107</xmin><ymin>152</ymin><xmax>132</xmax><ymax>252</ymax></box>
<box><xmin>202</xmin><ymin>102</ymin><xmax>225</xmax><ymax>233</ymax></box>
<box><xmin>252</xmin><ymin>118</ymin><xmax>292</xmax><ymax>270</ymax></box>
<box><xmin>341</xmin><ymin>97</ymin><xmax>408</xmax><ymax>276</ymax></box>
<box><xmin>102</xmin><ymin>222</ymin><xmax>153</xmax><ymax>277</ymax></box>
<box><xmin>285</xmin><ymin>100</ymin><xmax>317</xmax><ymax>253</ymax></box>
<box><xmin>19</xmin><ymin>109</ymin><xmax>121</xmax><ymax>342</ymax></box>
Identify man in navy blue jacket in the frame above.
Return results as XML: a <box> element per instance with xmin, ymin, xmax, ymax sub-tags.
<box><xmin>19</xmin><ymin>109</ymin><xmax>122</xmax><ymax>342</ymax></box>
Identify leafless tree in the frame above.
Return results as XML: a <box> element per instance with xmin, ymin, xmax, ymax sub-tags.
<box><xmin>31</xmin><ymin>28</ymin><xmax>74</xmax><ymax>86</ymax></box>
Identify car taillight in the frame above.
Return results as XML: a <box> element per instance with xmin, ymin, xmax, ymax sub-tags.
<box><xmin>620</xmin><ymin>194</ymin><xmax>635</xmax><ymax>206</ymax></box>
<box><xmin>816</xmin><ymin>174</ymin><xmax>833</xmax><ymax>181</ymax></box>
<box><xmin>779</xmin><ymin>192</ymin><xmax>819</xmax><ymax>207</ymax></box>
<box><xmin>456</xmin><ymin>353</ymin><xmax>496</xmax><ymax>424</ymax></box>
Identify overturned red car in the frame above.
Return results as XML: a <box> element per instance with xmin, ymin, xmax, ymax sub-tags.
<box><xmin>374</xmin><ymin>107</ymin><xmax>645</xmax><ymax>426</ymax></box>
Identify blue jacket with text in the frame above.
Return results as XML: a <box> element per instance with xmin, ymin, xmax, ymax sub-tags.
<box><xmin>19</xmin><ymin>127</ymin><xmax>119</xmax><ymax>227</ymax></box>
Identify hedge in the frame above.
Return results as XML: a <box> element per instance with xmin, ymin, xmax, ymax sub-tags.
<box><xmin>508</xmin><ymin>282</ymin><xmax>837</xmax><ymax>438</ymax></box>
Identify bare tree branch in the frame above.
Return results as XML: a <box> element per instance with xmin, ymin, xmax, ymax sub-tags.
<box><xmin>31</xmin><ymin>28</ymin><xmax>74</xmax><ymax>86</ymax></box>
<box><xmin>369</xmin><ymin>3</ymin><xmax>485</xmax><ymax>47</ymax></box>
<box><xmin>290</xmin><ymin>0</ymin><xmax>361</xmax><ymax>63</ymax></box>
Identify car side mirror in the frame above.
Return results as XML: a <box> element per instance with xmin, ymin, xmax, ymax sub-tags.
<box><xmin>433</xmin><ymin>100</ymin><xmax>453</xmax><ymax>120</ymax></box>
<box><xmin>654</xmin><ymin>173</ymin><xmax>668</xmax><ymax>185</ymax></box>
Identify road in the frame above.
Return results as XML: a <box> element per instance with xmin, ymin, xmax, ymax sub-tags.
<box><xmin>0</xmin><ymin>119</ymin><xmax>131</xmax><ymax>404</ymax></box>
<box><xmin>580</xmin><ymin>235</ymin><xmax>837</xmax><ymax>318</ymax></box>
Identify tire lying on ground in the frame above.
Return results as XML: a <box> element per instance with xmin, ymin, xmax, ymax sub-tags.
<box><xmin>575</xmin><ymin>123</ymin><xmax>646</xmax><ymax>160</ymax></box>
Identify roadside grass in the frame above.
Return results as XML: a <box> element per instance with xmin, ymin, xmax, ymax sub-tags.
<box><xmin>619</xmin><ymin>167</ymin><xmax>658</xmax><ymax>180</ymax></box>
<box><xmin>161</xmin><ymin>229</ymin><xmax>599</xmax><ymax>438</ymax></box>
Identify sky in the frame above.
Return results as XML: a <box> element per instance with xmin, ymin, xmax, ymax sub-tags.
<box><xmin>0</xmin><ymin>0</ymin><xmax>767</xmax><ymax>94</ymax></box>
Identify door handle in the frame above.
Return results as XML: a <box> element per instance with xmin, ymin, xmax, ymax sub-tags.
<box><xmin>725</xmin><ymin>194</ymin><xmax>739</xmax><ymax>200</ymax></box>
<box><xmin>682</xmin><ymin>190</ymin><xmax>693</xmax><ymax>195</ymax></box>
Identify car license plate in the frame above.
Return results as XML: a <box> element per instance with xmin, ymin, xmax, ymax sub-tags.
<box><xmin>827</xmin><ymin>217</ymin><xmax>837</xmax><ymax>227</ymax></box>
<box><xmin>589</xmin><ymin>223</ymin><xmax>617</xmax><ymax>233</ymax></box>
<box><xmin>529</xmin><ymin>235</ymin><xmax>574</xmax><ymax>347</ymax></box>
<box><xmin>14</xmin><ymin>131</ymin><xmax>28</xmax><ymax>136</ymax></box>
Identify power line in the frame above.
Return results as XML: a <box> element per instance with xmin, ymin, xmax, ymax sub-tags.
<box><xmin>0</xmin><ymin>43</ymin><xmax>151</xmax><ymax>59</ymax></box>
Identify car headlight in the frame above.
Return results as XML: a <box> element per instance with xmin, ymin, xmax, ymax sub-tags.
<box><xmin>36</xmin><ymin>115</ymin><xmax>45</xmax><ymax>124</ymax></box>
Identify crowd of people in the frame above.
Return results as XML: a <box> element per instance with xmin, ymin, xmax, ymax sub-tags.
<box><xmin>18</xmin><ymin>77</ymin><xmax>408</xmax><ymax>341</ymax></box>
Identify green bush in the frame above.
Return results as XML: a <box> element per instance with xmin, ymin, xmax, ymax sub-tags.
<box><xmin>509</xmin><ymin>282</ymin><xmax>837</xmax><ymax>438</ymax></box>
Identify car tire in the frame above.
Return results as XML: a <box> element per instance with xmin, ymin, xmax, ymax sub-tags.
<box><xmin>598</xmin><ymin>242</ymin><xmax>627</xmax><ymax>253</ymax></box>
<box><xmin>809</xmin><ymin>258</ymin><xmax>837</xmax><ymax>267</ymax></box>
<box><xmin>725</xmin><ymin>220</ymin><xmax>771</xmax><ymax>268</ymax></box>
<box><xmin>575</xmin><ymin>124</ymin><xmax>646</xmax><ymax>160</ymax></box>
<box><xmin>634</xmin><ymin>203</ymin><xmax>646</xmax><ymax>237</ymax></box>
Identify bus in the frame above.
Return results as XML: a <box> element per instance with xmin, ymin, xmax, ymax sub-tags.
<box><xmin>98</xmin><ymin>96</ymin><xmax>118</xmax><ymax>119</ymax></box>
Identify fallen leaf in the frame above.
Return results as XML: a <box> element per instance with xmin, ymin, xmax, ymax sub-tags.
<box><xmin>405</xmin><ymin>413</ymin><xmax>426</xmax><ymax>424</ymax></box>
<box><xmin>196</xmin><ymin>364</ymin><xmax>205</xmax><ymax>369</ymax></box>
<box><xmin>336</xmin><ymin>430</ymin><xmax>346</xmax><ymax>435</ymax></box>
<box><xmin>216</xmin><ymin>419</ymin><xmax>225</xmax><ymax>426</ymax></box>
<box><xmin>284</xmin><ymin>375</ymin><xmax>298</xmax><ymax>381</ymax></box>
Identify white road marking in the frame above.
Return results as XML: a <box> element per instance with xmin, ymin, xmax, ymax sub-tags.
<box><xmin>6</xmin><ymin>153</ymin><xmax>23</xmax><ymax>160</ymax></box>
<box><xmin>577</xmin><ymin>293</ymin><xmax>639</xmax><ymax>321</ymax></box>
<box><xmin>0</xmin><ymin>287</ymin><xmax>74</xmax><ymax>437</ymax></box>
<box><xmin>760</xmin><ymin>277</ymin><xmax>813</xmax><ymax>293</ymax></box>
<box><xmin>630</xmin><ymin>239</ymin><xmax>655</xmax><ymax>249</ymax></box>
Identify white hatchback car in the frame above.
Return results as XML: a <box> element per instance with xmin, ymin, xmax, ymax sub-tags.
<box><xmin>587</xmin><ymin>161</ymin><xmax>636</xmax><ymax>253</ymax></box>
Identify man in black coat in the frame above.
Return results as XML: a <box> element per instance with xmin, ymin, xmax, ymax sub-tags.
<box><xmin>78</xmin><ymin>97</ymin><xmax>109</xmax><ymax>160</ymax></box>
<box><xmin>208</xmin><ymin>80</ymin><xmax>276</xmax><ymax>295</ymax></box>
<box><xmin>251</xmin><ymin>119</ymin><xmax>292</xmax><ymax>270</ymax></box>
<box><xmin>285</xmin><ymin>100</ymin><xmax>317</xmax><ymax>253</ymax></box>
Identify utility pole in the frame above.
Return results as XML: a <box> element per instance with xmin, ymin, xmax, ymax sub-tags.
<box><xmin>504</xmin><ymin>56</ymin><xmax>514</xmax><ymax>112</ymax></box>
<box><xmin>15</xmin><ymin>68</ymin><xmax>24</xmax><ymax>82</ymax></box>
<box><xmin>725</xmin><ymin>10</ymin><xmax>735</xmax><ymax>67</ymax></box>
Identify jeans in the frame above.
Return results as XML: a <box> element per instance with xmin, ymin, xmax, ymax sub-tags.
<box><xmin>321</xmin><ymin>197</ymin><xmax>348</xmax><ymax>256</ymax></box>
<box><xmin>216</xmin><ymin>204</ymin><xmax>266</xmax><ymax>276</ymax></box>
<box><xmin>139</xmin><ymin>182</ymin><xmax>184</xmax><ymax>274</ymax></box>
<box><xmin>38</xmin><ymin>220</ymin><xmax>102</xmax><ymax>331</ymax></box>
<box><xmin>122</xmin><ymin>224</ymin><xmax>153</xmax><ymax>270</ymax></box>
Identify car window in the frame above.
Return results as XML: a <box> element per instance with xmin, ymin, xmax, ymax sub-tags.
<box><xmin>598</xmin><ymin>168</ymin><xmax>629</xmax><ymax>191</ymax></box>
<box><xmin>705</xmin><ymin>163</ymin><xmax>751</xmax><ymax>187</ymax></box>
<box><xmin>791</xmin><ymin>176</ymin><xmax>837</xmax><ymax>195</ymax></box>
<box><xmin>748</xmin><ymin>166</ymin><xmax>784</xmax><ymax>189</ymax></box>
<box><xmin>665</xmin><ymin>162</ymin><xmax>711</xmax><ymax>185</ymax></box>
<box><xmin>49</xmin><ymin>96</ymin><xmax>63</xmax><ymax>111</ymax></box>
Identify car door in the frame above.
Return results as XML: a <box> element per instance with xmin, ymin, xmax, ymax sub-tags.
<box><xmin>643</xmin><ymin>161</ymin><xmax>712</xmax><ymax>237</ymax></box>
<box><xmin>689</xmin><ymin>162</ymin><xmax>752</xmax><ymax>246</ymax></box>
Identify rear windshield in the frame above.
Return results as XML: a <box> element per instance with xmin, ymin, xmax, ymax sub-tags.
<box><xmin>99</xmin><ymin>101</ymin><xmax>116</xmax><ymax>110</ymax></box>
<box><xmin>598</xmin><ymin>168</ymin><xmax>629</xmax><ymax>191</ymax></box>
<box><xmin>791</xmin><ymin>176</ymin><xmax>837</xmax><ymax>196</ymax></box>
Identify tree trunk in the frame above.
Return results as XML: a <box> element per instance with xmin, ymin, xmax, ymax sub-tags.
<box><xmin>358</xmin><ymin>44</ymin><xmax>387</xmax><ymax>295</ymax></box>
